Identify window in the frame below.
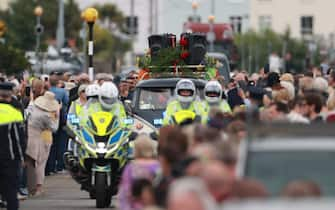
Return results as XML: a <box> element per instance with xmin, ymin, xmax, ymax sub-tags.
<box><xmin>301</xmin><ymin>16</ymin><xmax>313</xmax><ymax>35</ymax></box>
<box><xmin>227</xmin><ymin>0</ymin><xmax>244</xmax><ymax>3</ymax></box>
<box><xmin>246</xmin><ymin>151</ymin><xmax>335</xmax><ymax>195</ymax></box>
<box><xmin>230</xmin><ymin>16</ymin><xmax>242</xmax><ymax>34</ymax></box>
<box><xmin>259</xmin><ymin>15</ymin><xmax>272</xmax><ymax>31</ymax></box>
<box><xmin>139</xmin><ymin>88</ymin><xmax>171</xmax><ymax>110</ymax></box>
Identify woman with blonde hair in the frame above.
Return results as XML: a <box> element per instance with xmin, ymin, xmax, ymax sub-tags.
<box><xmin>25</xmin><ymin>91</ymin><xmax>59</xmax><ymax>196</ymax></box>
<box><xmin>118</xmin><ymin>135</ymin><xmax>160</xmax><ymax>210</ymax></box>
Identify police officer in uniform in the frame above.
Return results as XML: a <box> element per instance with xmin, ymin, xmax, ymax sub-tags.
<box><xmin>0</xmin><ymin>82</ymin><xmax>26</xmax><ymax>210</ymax></box>
<box><xmin>202</xmin><ymin>80</ymin><xmax>232</xmax><ymax>123</ymax></box>
<box><xmin>163</xmin><ymin>79</ymin><xmax>204</xmax><ymax>125</ymax></box>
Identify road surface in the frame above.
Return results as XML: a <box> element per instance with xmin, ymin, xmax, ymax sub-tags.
<box><xmin>19</xmin><ymin>173</ymin><xmax>117</xmax><ymax>210</ymax></box>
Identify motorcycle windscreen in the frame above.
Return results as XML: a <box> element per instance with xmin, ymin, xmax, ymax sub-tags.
<box><xmin>89</xmin><ymin>111</ymin><xmax>117</xmax><ymax>136</ymax></box>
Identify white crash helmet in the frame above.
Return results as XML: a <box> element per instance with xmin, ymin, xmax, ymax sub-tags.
<box><xmin>85</xmin><ymin>84</ymin><xmax>100</xmax><ymax>98</ymax></box>
<box><xmin>99</xmin><ymin>82</ymin><xmax>119</xmax><ymax>110</ymax></box>
<box><xmin>204</xmin><ymin>80</ymin><xmax>222</xmax><ymax>104</ymax></box>
<box><xmin>175</xmin><ymin>79</ymin><xmax>196</xmax><ymax>104</ymax></box>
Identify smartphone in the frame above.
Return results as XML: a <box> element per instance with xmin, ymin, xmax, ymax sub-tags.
<box><xmin>25</xmin><ymin>86</ymin><xmax>31</xmax><ymax>97</ymax></box>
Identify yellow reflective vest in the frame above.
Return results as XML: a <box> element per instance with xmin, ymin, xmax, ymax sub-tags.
<box><xmin>163</xmin><ymin>100</ymin><xmax>204</xmax><ymax>126</ymax></box>
<box><xmin>201</xmin><ymin>100</ymin><xmax>232</xmax><ymax>123</ymax></box>
<box><xmin>0</xmin><ymin>103</ymin><xmax>25</xmax><ymax>160</ymax></box>
<box><xmin>0</xmin><ymin>103</ymin><xmax>24</xmax><ymax>125</ymax></box>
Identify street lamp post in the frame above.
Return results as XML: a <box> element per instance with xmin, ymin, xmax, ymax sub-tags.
<box><xmin>80</xmin><ymin>12</ymin><xmax>87</xmax><ymax>72</ymax></box>
<box><xmin>56</xmin><ymin>0</ymin><xmax>65</xmax><ymax>51</ymax></box>
<box><xmin>83</xmin><ymin>8</ymin><xmax>99</xmax><ymax>81</ymax></box>
<box><xmin>34</xmin><ymin>6</ymin><xmax>44</xmax><ymax>74</ymax></box>
<box><xmin>191</xmin><ymin>2</ymin><xmax>200</xmax><ymax>22</ymax></box>
<box><xmin>208</xmin><ymin>15</ymin><xmax>215</xmax><ymax>52</ymax></box>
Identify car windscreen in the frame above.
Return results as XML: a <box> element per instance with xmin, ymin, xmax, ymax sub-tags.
<box><xmin>139</xmin><ymin>88</ymin><xmax>172</xmax><ymax>110</ymax></box>
<box><xmin>245</xmin><ymin>151</ymin><xmax>335</xmax><ymax>196</ymax></box>
<box><xmin>138</xmin><ymin>87</ymin><xmax>204</xmax><ymax>111</ymax></box>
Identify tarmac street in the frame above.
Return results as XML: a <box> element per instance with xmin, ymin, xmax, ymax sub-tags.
<box><xmin>19</xmin><ymin>173</ymin><xmax>117</xmax><ymax>210</ymax></box>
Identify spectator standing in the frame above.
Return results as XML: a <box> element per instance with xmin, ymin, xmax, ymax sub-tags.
<box><xmin>167</xmin><ymin>178</ymin><xmax>217</xmax><ymax>210</ymax></box>
<box><xmin>46</xmin><ymin>74</ymin><xmax>69</xmax><ymax>174</ymax></box>
<box><xmin>304</xmin><ymin>93</ymin><xmax>324</xmax><ymax>123</ymax></box>
<box><xmin>118</xmin><ymin>135</ymin><xmax>159</xmax><ymax>210</ymax></box>
<box><xmin>201</xmin><ymin>160</ymin><xmax>234</xmax><ymax>205</ymax></box>
<box><xmin>0</xmin><ymin>82</ymin><xmax>26</xmax><ymax>210</ymax></box>
<box><xmin>25</xmin><ymin>92</ymin><xmax>59</xmax><ymax>196</ymax></box>
<box><xmin>154</xmin><ymin>126</ymin><xmax>189</xmax><ymax>207</ymax></box>
<box><xmin>287</xmin><ymin>97</ymin><xmax>310</xmax><ymax>124</ymax></box>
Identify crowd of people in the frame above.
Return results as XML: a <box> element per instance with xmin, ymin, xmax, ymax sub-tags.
<box><xmin>0</xmin><ymin>60</ymin><xmax>335</xmax><ymax>210</ymax></box>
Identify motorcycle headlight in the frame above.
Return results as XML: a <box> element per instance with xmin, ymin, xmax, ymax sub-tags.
<box><xmin>97</xmin><ymin>142</ymin><xmax>106</xmax><ymax>148</ymax></box>
<box><xmin>96</xmin><ymin>142</ymin><xmax>107</xmax><ymax>154</ymax></box>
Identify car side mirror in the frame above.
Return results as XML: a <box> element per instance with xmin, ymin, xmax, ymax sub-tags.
<box><xmin>124</xmin><ymin>100</ymin><xmax>133</xmax><ymax>114</ymax></box>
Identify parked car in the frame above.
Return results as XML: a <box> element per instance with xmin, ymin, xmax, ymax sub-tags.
<box><xmin>223</xmin><ymin>199</ymin><xmax>335</xmax><ymax>210</ymax></box>
<box><xmin>237</xmin><ymin>124</ymin><xmax>335</xmax><ymax>196</ymax></box>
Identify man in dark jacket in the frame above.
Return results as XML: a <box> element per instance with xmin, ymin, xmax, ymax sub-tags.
<box><xmin>0</xmin><ymin>82</ymin><xmax>26</xmax><ymax>210</ymax></box>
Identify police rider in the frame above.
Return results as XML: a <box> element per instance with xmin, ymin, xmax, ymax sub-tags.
<box><xmin>202</xmin><ymin>80</ymin><xmax>231</xmax><ymax>122</ymax></box>
<box><xmin>67</xmin><ymin>84</ymin><xmax>88</xmax><ymax>121</ymax></box>
<box><xmin>98</xmin><ymin>82</ymin><xmax>127</xmax><ymax>127</ymax></box>
<box><xmin>163</xmin><ymin>79</ymin><xmax>204</xmax><ymax>125</ymax></box>
<box><xmin>76</xmin><ymin>83</ymin><xmax>101</xmax><ymax>125</ymax></box>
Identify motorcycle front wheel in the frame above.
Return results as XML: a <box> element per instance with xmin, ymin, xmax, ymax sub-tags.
<box><xmin>95</xmin><ymin>172</ymin><xmax>111</xmax><ymax>208</ymax></box>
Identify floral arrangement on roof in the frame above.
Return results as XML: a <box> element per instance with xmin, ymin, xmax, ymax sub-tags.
<box><xmin>138</xmin><ymin>33</ymin><xmax>207</xmax><ymax>77</ymax></box>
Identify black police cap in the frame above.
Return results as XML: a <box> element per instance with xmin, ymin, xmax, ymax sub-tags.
<box><xmin>0</xmin><ymin>82</ymin><xmax>14</xmax><ymax>91</ymax></box>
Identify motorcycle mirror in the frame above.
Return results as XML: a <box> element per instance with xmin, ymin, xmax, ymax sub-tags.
<box><xmin>150</xmin><ymin>132</ymin><xmax>158</xmax><ymax>141</ymax></box>
<box><xmin>124</xmin><ymin>100</ymin><xmax>133</xmax><ymax>114</ymax></box>
<box><xmin>128</xmin><ymin>132</ymin><xmax>138</xmax><ymax>142</ymax></box>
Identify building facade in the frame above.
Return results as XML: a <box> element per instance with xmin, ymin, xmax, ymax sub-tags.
<box><xmin>78</xmin><ymin>0</ymin><xmax>155</xmax><ymax>54</ymax></box>
<box><xmin>250</xmin><ymin>0</ymin><xmax>335</xmax><ymax>40</ymax></box>
<box><xmin>160</xmin><ymin>0</ymin><xmax>250</xmax><ymax>35</ymax></box>
<box><xmin>0</xmin><ymin>0</ymin><xmax>11</xmax><ymax>10</ymax></box>
<box><xmin>77</xmin><ymin>0</ymin><xmax>250</xmax><ymax>53</ymax></box>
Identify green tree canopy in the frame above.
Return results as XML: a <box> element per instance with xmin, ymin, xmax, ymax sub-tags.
<box><xmin>91</xmin><ymin>4</ymin><xmax>131</xmax><ymax>63</ymax></box>
<box><xmin>0</xmin><ymin>0</ymin><xmax>81</xmax><ymax>50</ymax></box>
<box><xmin>235</xmin><ymin>29</ymin><xmax>308</xmax><ymax>73</ymax></box>
<box><xmin>0</xmin><ymin>43</ymin><xmax>29</xmax><ymax>75</ymax></box>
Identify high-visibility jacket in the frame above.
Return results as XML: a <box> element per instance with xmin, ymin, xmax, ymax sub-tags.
<box><xmin>163</xmin><ymin>100</ymin><xmax>204</xmax><ymax>125</ymax></box>
<box><xmin>201</xmin><ymin>100</ymin><xmax>232</xmax><ymax>123</ymax></box>
<box><xmin>0</xmin><ymin>102</ymin><xmax>26</xmax><ymax>161</ymax></box>
<box><xmin>79</xmin><ymin>100</ymin><xmax>128</xmax><ymax>128</ymax></box>
<box><xmin>68</xmin><ymin>99</ymin><xmax>85</xmax><ymax>116</ymax></box>
<box><xmin>67</xmin><ymin>99</ymin><xmax>86</xmax><ymax>131</ymax></box>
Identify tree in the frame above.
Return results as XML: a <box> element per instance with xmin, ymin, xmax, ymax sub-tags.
<box><xmin>0</xmin><ymin>0</ymin><xmax>82</xmax><ymax>51</ymax></box>
<box><xmin>93</xmin><ymin>3</ymin><xmax>125</xmax><ymax>30</ymax></box>
<box><xmin>91</xmin><ymin>3</ymin><xmax>131</xmax><ymax>69</ymax></box>
<box><xmin>0</xmin><ymin>43</ymin><xmax>29</xmax><ymax>75</ymax></box>
<box><xmin>235</xmin><ymin>29</ymin><xmax>308</xmax><ymax>73</ymax></box>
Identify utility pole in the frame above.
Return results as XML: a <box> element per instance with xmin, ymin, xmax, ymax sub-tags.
<box><xmin>80</xmin><ymin>22</ymin><xmax>87</xmax><ymax>72</ymax></box>
<box><xmin>149</xmin><ymin>0</ymin><xmax>153</xmax><ymax>34</ymax></box>
<box><xmin>130</xmin><ymin>0</ymin><xmax>135</xmax><ymax>63</ymax></box>
<box><xmin>155</xmin><ymin>0</ymin><xmax>158</xmax><ymax>33</ymax></box>
<box><xmin>56</xmin><ymin>0</ymin><xmax>65</xmax><ymax>51</ymax></box>
<box><xmin>211</xmin><ymin>0</ymin><xmax>215</xmax><ymax>16</ymax></box>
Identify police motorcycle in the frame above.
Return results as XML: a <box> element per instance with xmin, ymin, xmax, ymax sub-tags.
<box><xmin>64</xmin><ymin>83</ymin><xmax>136</xmax><ymax>208</ymax></box>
